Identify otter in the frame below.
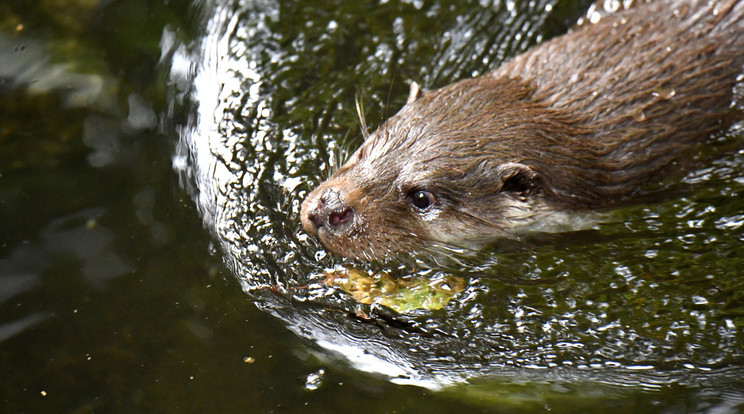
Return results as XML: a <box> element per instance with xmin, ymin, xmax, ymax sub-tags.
<box><xmin>300</xmin><ymin>0</ymin><xmax>744</xmax><ymax>260</ymax></box>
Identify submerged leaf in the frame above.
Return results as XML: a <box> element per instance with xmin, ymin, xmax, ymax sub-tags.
<box><xmin>323</xmin><ymin>268</ymin><xmax>465</xmax><ymax>313</ymax></box>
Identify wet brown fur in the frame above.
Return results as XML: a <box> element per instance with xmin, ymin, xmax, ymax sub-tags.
<box><xmin>301</xmin><ymin>0</ymin><xmax>744</xmax><ymax>260</ymax></box>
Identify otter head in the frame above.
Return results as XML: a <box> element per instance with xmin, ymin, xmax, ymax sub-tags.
<box><xmin>300</xmin><ymin>77</ymin><xmax>575</xmax><ymax>260</ymax></box>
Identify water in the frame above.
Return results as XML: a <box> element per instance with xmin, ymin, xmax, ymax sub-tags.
<box><xmin>2</xmin><ymin>0</ymin><xmax>743</xmax><ymax>412</ymax></box>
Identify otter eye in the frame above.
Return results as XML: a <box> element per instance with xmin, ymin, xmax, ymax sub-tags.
<box><xmin>407</xmin><ymin>190</ymin><xmax>436</xmax><ymax>210</ymax></box>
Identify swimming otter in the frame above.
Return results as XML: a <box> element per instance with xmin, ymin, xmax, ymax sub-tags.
<box><xmin>300</xmin><ymin>0</ymin><xmax>744</xmax><ymax>260</ymax></box>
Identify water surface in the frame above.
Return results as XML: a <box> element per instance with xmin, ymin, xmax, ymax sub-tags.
<box><xmin>1</xmin><ymin>0</ymin><xmax>743</xmax><ymax>412</ymax></box>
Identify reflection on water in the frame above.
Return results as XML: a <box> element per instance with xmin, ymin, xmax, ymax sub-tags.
<box><xmin>168</xmin><ymin>0</ymin><xmax>744</xmax><ymax>408</ymax></box>
<box><xmin>0</xmin><ymin>33</ymin><xmax>109</xmax><ymax>341</ymax></box>
<box><xmin>0</xmin><ymin>209</ymin><xmax>132</xmax><ymax>341</ymax></box>
<box><xmin>0</xmin><ymin>35</ymin><xmax>116</xmax><ymax>111</ymax></box>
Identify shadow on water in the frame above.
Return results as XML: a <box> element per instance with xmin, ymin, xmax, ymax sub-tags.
<box><xmin>167</xmin><ymin>0</ymin><xmax>744</xmax><ymax>411</ymax></box>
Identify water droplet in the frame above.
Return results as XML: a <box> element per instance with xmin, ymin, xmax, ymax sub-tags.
<box><xmin>691</xmin><ymin>295</ymin><xmax>708</xmax><ymax>305</ymax></box>
<box><xmin>304</xmin><ymin>369</ymin><xmax>325</xmax><ymax>391</ymax></box>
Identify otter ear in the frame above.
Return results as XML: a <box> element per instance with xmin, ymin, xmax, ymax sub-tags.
<box><xmin>406</xmin><ymin>81</ymin><xmax>425</xmax><ymax>104</ymax></box>
<box><xmin>497</xmin><ymin>162</ymin><xmax>538</xmax><ymax>195</ymax></box>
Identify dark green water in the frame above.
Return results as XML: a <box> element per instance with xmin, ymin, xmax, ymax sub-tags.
<box><xmin>2</xmin><ymin>0</ymin><xmax>743</xmax><ymax>413</ymax></box>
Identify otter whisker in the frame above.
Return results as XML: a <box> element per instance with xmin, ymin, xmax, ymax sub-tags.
<box><xmin>355</xmin><ymin>94</ymin><xmax>369</xmax><ymax>141</ymax></box>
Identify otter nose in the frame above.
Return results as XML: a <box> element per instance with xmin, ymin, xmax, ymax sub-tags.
<box><xmin>305</xmin><ymin>188</ymin><xmax>354</xmax><ymax>233</ymax></box>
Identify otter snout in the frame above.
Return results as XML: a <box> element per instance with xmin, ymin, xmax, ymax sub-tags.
<box><xmin>301</xmin><ymin>187</ymin><xmax>355</xmax><ymax>237</ymax></box>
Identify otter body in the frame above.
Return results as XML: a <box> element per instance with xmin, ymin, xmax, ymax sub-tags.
<box><xmin>301</xmin><ymin>0</ymin><xmax>744</xmax><ymax>260</ymax></box>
